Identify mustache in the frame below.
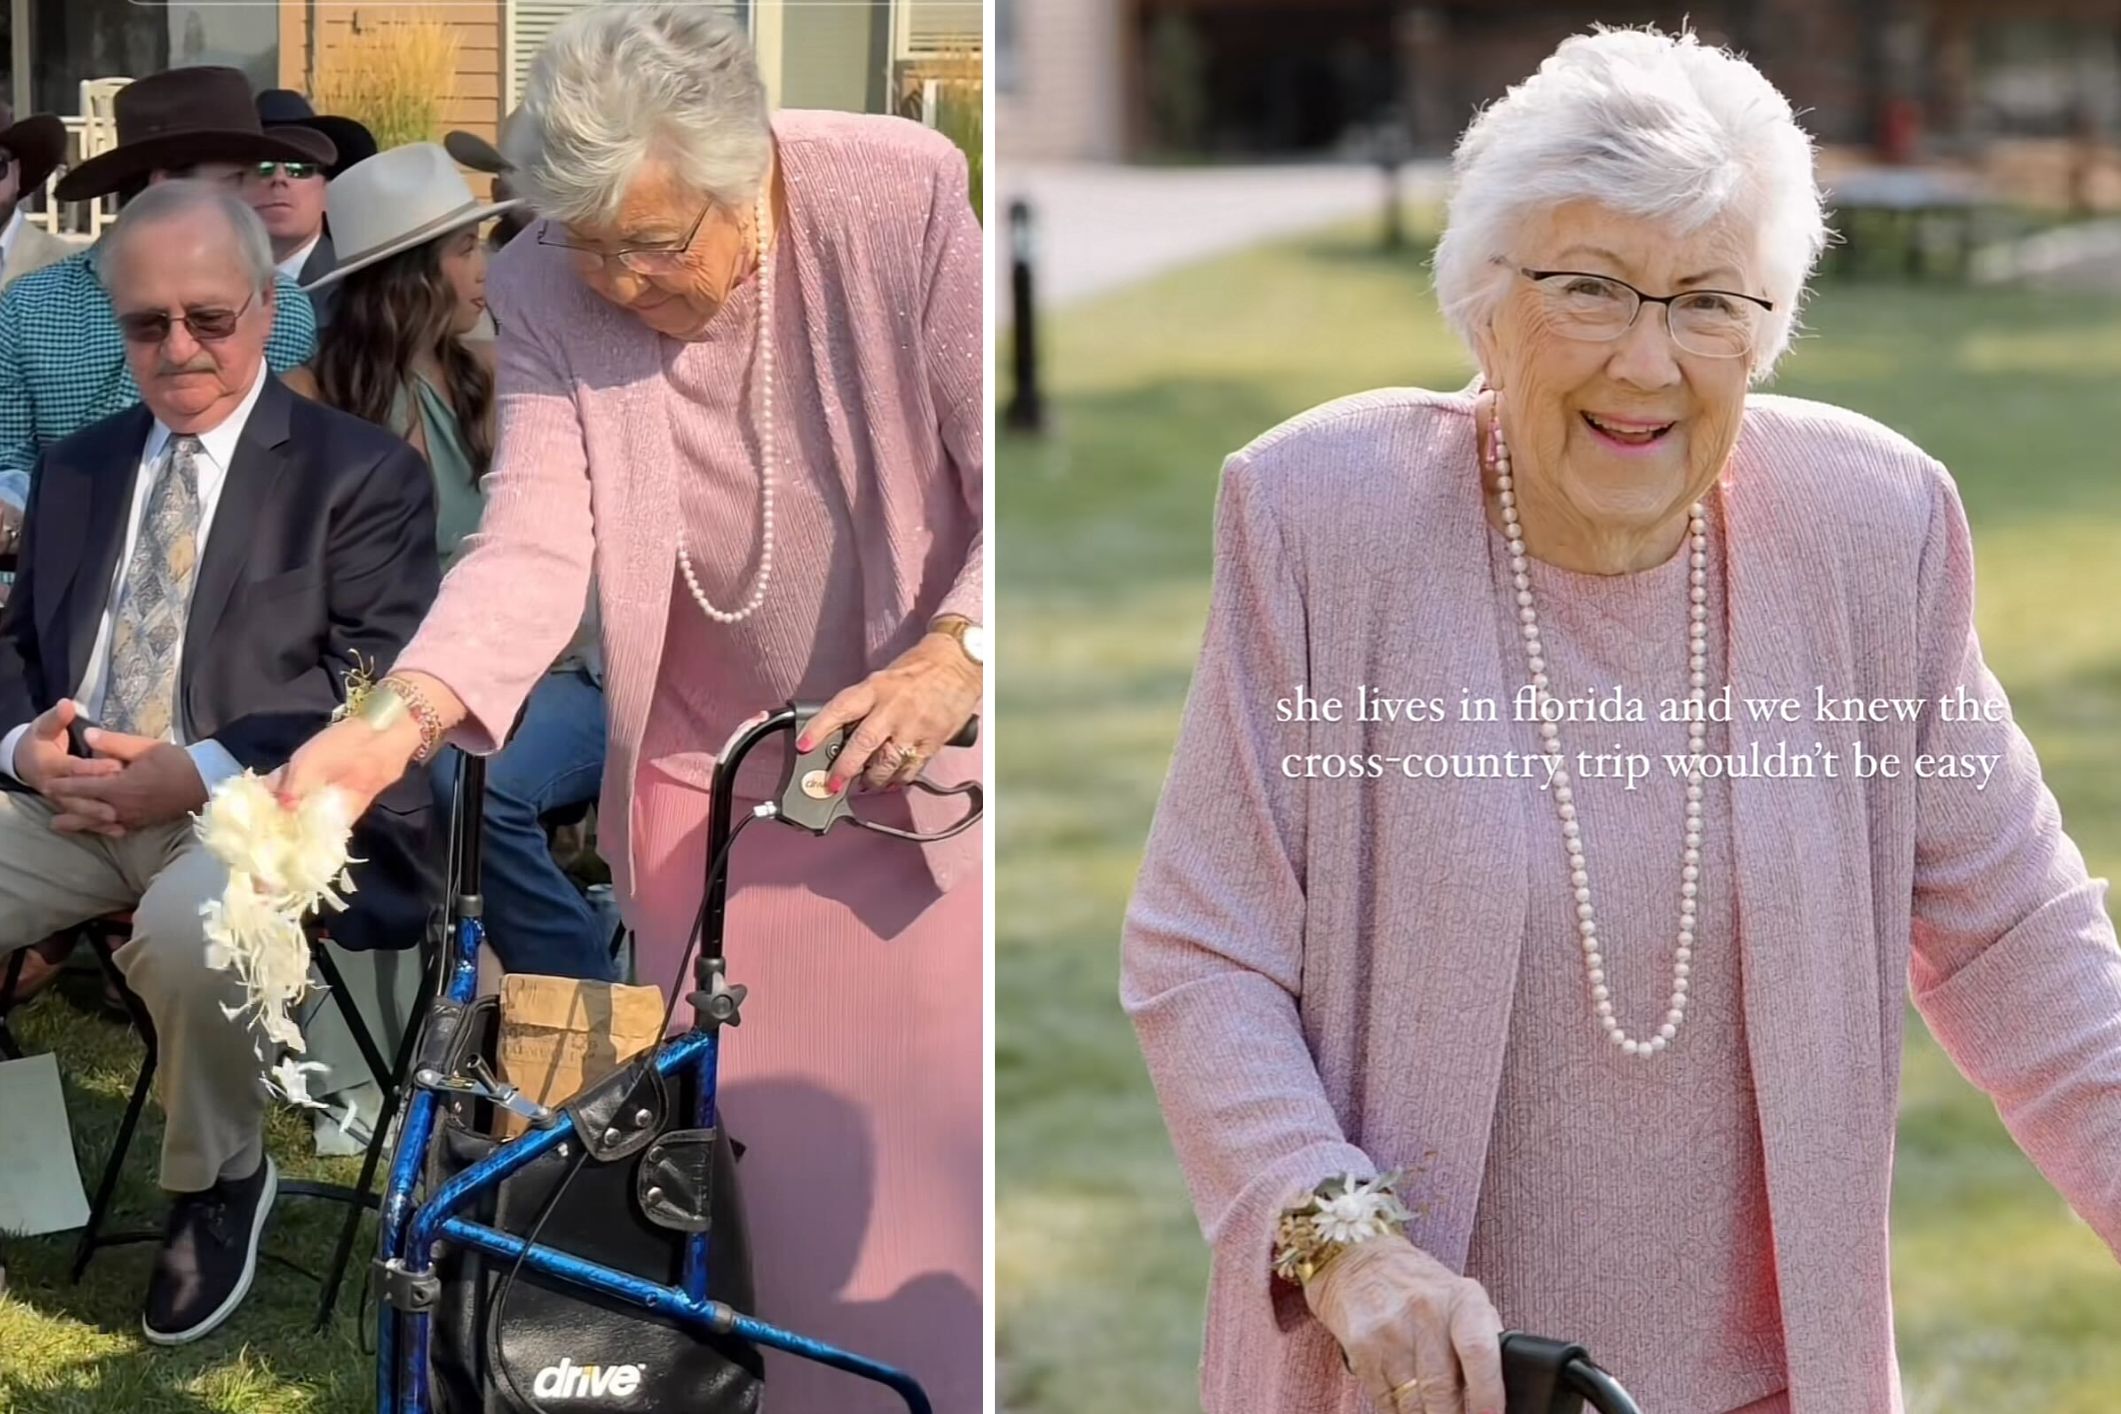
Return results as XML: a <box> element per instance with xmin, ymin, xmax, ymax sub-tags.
<box><xmin>155</xmin><ymin>357</ymin><xmax>219</xmax><ymax>376</ymax></box>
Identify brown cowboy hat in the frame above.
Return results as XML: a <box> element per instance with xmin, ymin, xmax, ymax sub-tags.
<box><xmin>0</xmin><ymin>104</ymin><xmax>67</xmax><ymax>196</ymax></box>
<box><xmin>54</xmin><ymin>66</ymin><xmax>337</xmax><ymax>202</ymax></box>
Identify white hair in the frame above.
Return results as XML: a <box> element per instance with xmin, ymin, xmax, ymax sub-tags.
<box><xmin>1431</xmin><ymin>26</ymin><xmax>1829</xmax><ymax>378</ymax></box>
<box><xmin>101</xmin><ymin>180</ymin><xmax>276</xmax><ymax>297</ymax></box>
<box><xmin>506</xmin><ymin>2</ymin><xmax>772</xmax><ymax>228</ymax></box>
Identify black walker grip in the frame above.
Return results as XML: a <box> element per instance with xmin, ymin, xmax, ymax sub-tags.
<box><xmin>1501</xmin><ymin>1332</ymin><xmax>1641</xmax><ymax>1414</ymax></box>
<box><xmin>775</xmin><ymin>710</ymin><xmax>980</xmax><ymax>835</ymax></box>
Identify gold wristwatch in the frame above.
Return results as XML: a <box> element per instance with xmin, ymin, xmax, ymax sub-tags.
<box><xmin>929</xmin><ymin>614</ymin><xmax>987</xmax><ymax>667</ymax></box>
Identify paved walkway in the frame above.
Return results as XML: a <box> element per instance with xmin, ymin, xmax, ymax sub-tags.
<box><xmin>997</xmin><ymin>160</ymin><xmax>1450</xmax><ymax>310</ymax></box>
<box><xmin>1970</xmin><ymin>217</ymin><xmax>2121</xmax><ymax>290</ymax></box>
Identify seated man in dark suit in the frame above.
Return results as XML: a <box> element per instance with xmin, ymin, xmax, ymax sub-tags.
<box><xmin>0</xmin><ymin>180</ymin><xmax>440</xmax><ymax>1345</ymax></box>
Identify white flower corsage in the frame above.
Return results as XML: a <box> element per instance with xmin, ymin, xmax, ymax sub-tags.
<box><xmin>1272</xmin><ymin>1172</ymin><xmax>1412</xmax><ymax>1286</ymax></box>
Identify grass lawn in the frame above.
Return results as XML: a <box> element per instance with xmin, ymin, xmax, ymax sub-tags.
<box><xmin>997</xmin><ymin>225</ymin><xmax>2121</xmax><ymax>1413</ymax></box>
<box><xmin>1</xmin><ymin>976</ymin><xmax>377</xmax><ymax>1414</ymax></box>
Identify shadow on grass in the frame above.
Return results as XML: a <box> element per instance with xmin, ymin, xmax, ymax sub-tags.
<box><xmin>2</xmin><ymin>988</ymin><xmax>376</xmax><ymax>1414</ymax></box>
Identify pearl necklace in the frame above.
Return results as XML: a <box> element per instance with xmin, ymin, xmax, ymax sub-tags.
<box><xmin>1488</xmin><ymin>398</ymin><xmax>1708</xmax><ymax>1059</ymax></box>
<box><xmin>677</xmin><ymin>189</ymin><xmax>775</xmax><ymax>624</ymax></box>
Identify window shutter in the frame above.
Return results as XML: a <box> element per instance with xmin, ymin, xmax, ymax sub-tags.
<box><xmin>899</xmin><ymin>0</ymin><xmax>983</xmax><ymax>60</ymax></box>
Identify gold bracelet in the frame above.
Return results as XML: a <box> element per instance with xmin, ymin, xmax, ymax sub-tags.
<box><xmin>358</xmin><ymin>675</ymin><xmax>445</xmax><ymax>763</ymax></box>
<box><xmin>1271</xmin><ymin>1172</ymin><xmax>1412</xmax><ymax>1287</ymax></box>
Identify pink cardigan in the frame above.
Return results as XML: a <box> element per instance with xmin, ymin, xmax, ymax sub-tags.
<box><xmin>1121</xmin><ymin>386</ymin><xmax>2121</xmax><ymax>1413</ymax></box>
<box><xmin>396</xmin><ymin>111</ymin><xmax>983</xmax><ymax>897</ymax></box>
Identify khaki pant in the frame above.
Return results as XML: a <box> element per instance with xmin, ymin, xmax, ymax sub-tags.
<box><xmin>0</xmin><ymin>789</ymin><xmax>264</xmax><ymax>1192</ymax></box>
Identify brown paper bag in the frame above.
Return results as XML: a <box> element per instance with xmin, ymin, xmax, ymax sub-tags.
<box><xmin>495</xmin><ymin>974</ymin><xmax>666</xmax><ymax>1137</ymax></box>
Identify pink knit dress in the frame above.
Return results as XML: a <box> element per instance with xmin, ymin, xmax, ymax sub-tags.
<box><xmin>1466</xmin><ymin>504</ymin><xmax>1788</xmax><ymax>1413</ymax></box>
<box><xmin>625</xmin><ymin>235</ymin><xmax>982</xmax><ymax>1414</ymax></box>
<box><xmin>394</xmin><ymin>111</ymin><xmax>984</xmax><ymax>1412</ymax></box>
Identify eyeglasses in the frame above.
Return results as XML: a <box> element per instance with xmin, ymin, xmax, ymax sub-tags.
<box><xmin>115</xmin><ymin>289</ymin><xmax>258</xmax><ymax>345</ymax></box>
<box><xmin>536</xmin><ymin>201</ymin><xmax>713</xmax><ymax>274</ymax></box>
<box><xmin>1515</xmin><ymin>267</ymin><xmax>1775</xmax><ymax>360</ymax></box>
<box><xmin>0</xmin><ymin>152</ymin><xmax>14</xmax><ymax>180</ymax></box>
<box><xmin>253</xmin><ymin>161</ymin><xmax>322</xmax><ymax>181</ymax></box>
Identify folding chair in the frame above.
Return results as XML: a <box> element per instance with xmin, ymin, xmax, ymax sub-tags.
<box><xmin>63</xmin><ymin>907</ymin><xmax>438</xmax><ymax>1332</ymax></box>
<box><xmin>6</xmin><ymin>718</ymin><xmax>587</xmax><ymax>1329</ymax></box>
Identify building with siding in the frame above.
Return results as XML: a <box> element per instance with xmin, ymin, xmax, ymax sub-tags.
<box><xmin>4</xmin><ymin>0</ymin><xmax>979</xmax><ymax>203</ymax></box>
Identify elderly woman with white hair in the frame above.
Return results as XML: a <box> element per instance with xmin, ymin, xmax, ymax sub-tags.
<box><xmin>278</xmin><ymin>4</ymin><xmax>982</xmax><ymax>1406</ymax></box>
<box><xmin>1123</xmin><ymin>27</ymin><xmax>2121</xmax><ymax>1414</ymax></box>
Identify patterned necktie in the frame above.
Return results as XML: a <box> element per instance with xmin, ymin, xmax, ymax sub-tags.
<box><xmin>103</xmin><ymin>434</ymin><xmax>203</xmax><ymax>742</ymax></box>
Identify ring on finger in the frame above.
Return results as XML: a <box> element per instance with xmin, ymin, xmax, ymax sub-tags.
<box><xmin>865</xmin><ymin>739</ymin><xmax>912</xmax><ymax>784</ymax></box>
<box><xmin>1385</xmin><ymin>1375</ymin><xmax>1426</xmax><ymax>1410</ymax></box>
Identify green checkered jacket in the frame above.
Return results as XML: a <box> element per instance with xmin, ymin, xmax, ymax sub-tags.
<box><xmin>0</xmin><ymin>244</ymin><xmax>317</xmax><ymax>508</ymax></box>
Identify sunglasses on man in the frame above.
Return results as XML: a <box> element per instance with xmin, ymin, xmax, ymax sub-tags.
<box><xmin>115</xmin><ymin>290</ymin><xmax>257</xmax><ymax>345</ymax></box>
<box><xmin>251</xmin><ymin>161</ymin><xmax>322</xmax><ymax>182</ymax></box>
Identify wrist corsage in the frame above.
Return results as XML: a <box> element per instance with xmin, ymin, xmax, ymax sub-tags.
<box><xmin>1272</xmin><ymin>1172</ymin><xmax>1412</xmax><ymax>1287</ymax></box>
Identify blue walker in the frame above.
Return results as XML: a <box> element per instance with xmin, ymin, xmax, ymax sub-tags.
<box><xmin>372</xmin><ymin>702</ymin><xmax>980</xmax><ymax>1412</ymax></box>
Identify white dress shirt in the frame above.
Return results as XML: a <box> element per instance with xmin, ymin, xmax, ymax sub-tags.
<box><xmin>0</xmin><ymin>363</ymin><xmax>269</xmax><ymax>789</ymax></box>
<box><xmin>0</xmin><ymin>208</ymin><xmax>23</xmax><ymax>270</ymax></box>
<box><xmin>275</xmin><ymin>232</ymin><xmax>322</xmax><ymax>285</ymax></box>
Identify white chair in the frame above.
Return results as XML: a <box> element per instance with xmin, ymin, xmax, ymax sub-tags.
<box><xmin>25</xmin><ymin>78</ymin><xmax>131</xmax><ymax>236</ymax></box>
<box><xmin>78</xmin><ymin>78</ymin><xmax>130</xmax><ymax>158</ymax></box>
<box><xmin>73</xmin><ymin>78</ymin><xmax>131</xmax><ymax>238</ymax></box>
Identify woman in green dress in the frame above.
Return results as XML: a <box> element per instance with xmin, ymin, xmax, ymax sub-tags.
<box><xmin>285</xmin><ymin>142</ymin><xmax>507</xmax><ymax>562</ymax></box>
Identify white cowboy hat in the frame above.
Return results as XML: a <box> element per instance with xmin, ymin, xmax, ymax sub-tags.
<box><xmin>304</xmin><ymin>142</ymin><xmax>524</xmax><ymax>291</ymax></box>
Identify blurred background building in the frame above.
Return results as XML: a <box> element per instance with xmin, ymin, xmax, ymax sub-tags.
<box><xmin>1002</xmin><ymin>0</ymin><xmax>2121</xmax><ymax>208</ymax></box>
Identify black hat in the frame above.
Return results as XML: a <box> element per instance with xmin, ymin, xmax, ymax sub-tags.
<box><xmin>55</xmin><ymin>68</ymin><xmax>338</xmax><ymax>202</ymax></box>
<box><xmin>442</xmin><ymin>129</ymin><xmax>510</xmax><ymax>176</ymax></box>
<box><xmin>0</xmin><ymin>104</ymin><xmax>67</xmax><ymax>196</ymax></box>
<box><xmin>256</xmin><ymin>89</ymin><xmax>379</xmax><ymax>179</ymax></box>
<box><xmin>443</xmin><ymin>106</ymin><xmax>522</xmax><ymax>176</ymax></box>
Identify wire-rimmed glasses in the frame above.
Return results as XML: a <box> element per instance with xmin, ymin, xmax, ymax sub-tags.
<box><xmin>537</xmin><ymin>201</ymin><xmax>713</xmax><ymax>275</ymax></box>
<box><xmin>115</xmin><ymin>289</ymin><xmax>259</xmax><ymax>345</ymax></box>
<box><xmin>1516</xmin><ymin>266</ymin><xmax>1774</xmax><ymax>360</ymax></box>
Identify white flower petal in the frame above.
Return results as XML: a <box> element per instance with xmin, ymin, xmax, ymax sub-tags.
<box><xmin>196</xmin><ymin>770</ymin><xmax>359</xmax><ymax>1094</ymax></box>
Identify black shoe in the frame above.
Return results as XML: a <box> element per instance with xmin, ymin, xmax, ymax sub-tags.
<box><xmin>141</xmin><ymin>1155</ymin><xmax>278</xmax><ymax>1345</ymax></box>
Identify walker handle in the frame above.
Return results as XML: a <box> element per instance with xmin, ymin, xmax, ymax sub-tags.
<box><xmin>1500</xmin><ymin>1332</ymin><xmax>1642</xmax><ymax>1414</ymax></box>
<box><xmin>700</xmin><ymin>705</ymin><xmax>982</xmax><ymax>962</ymax></box>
